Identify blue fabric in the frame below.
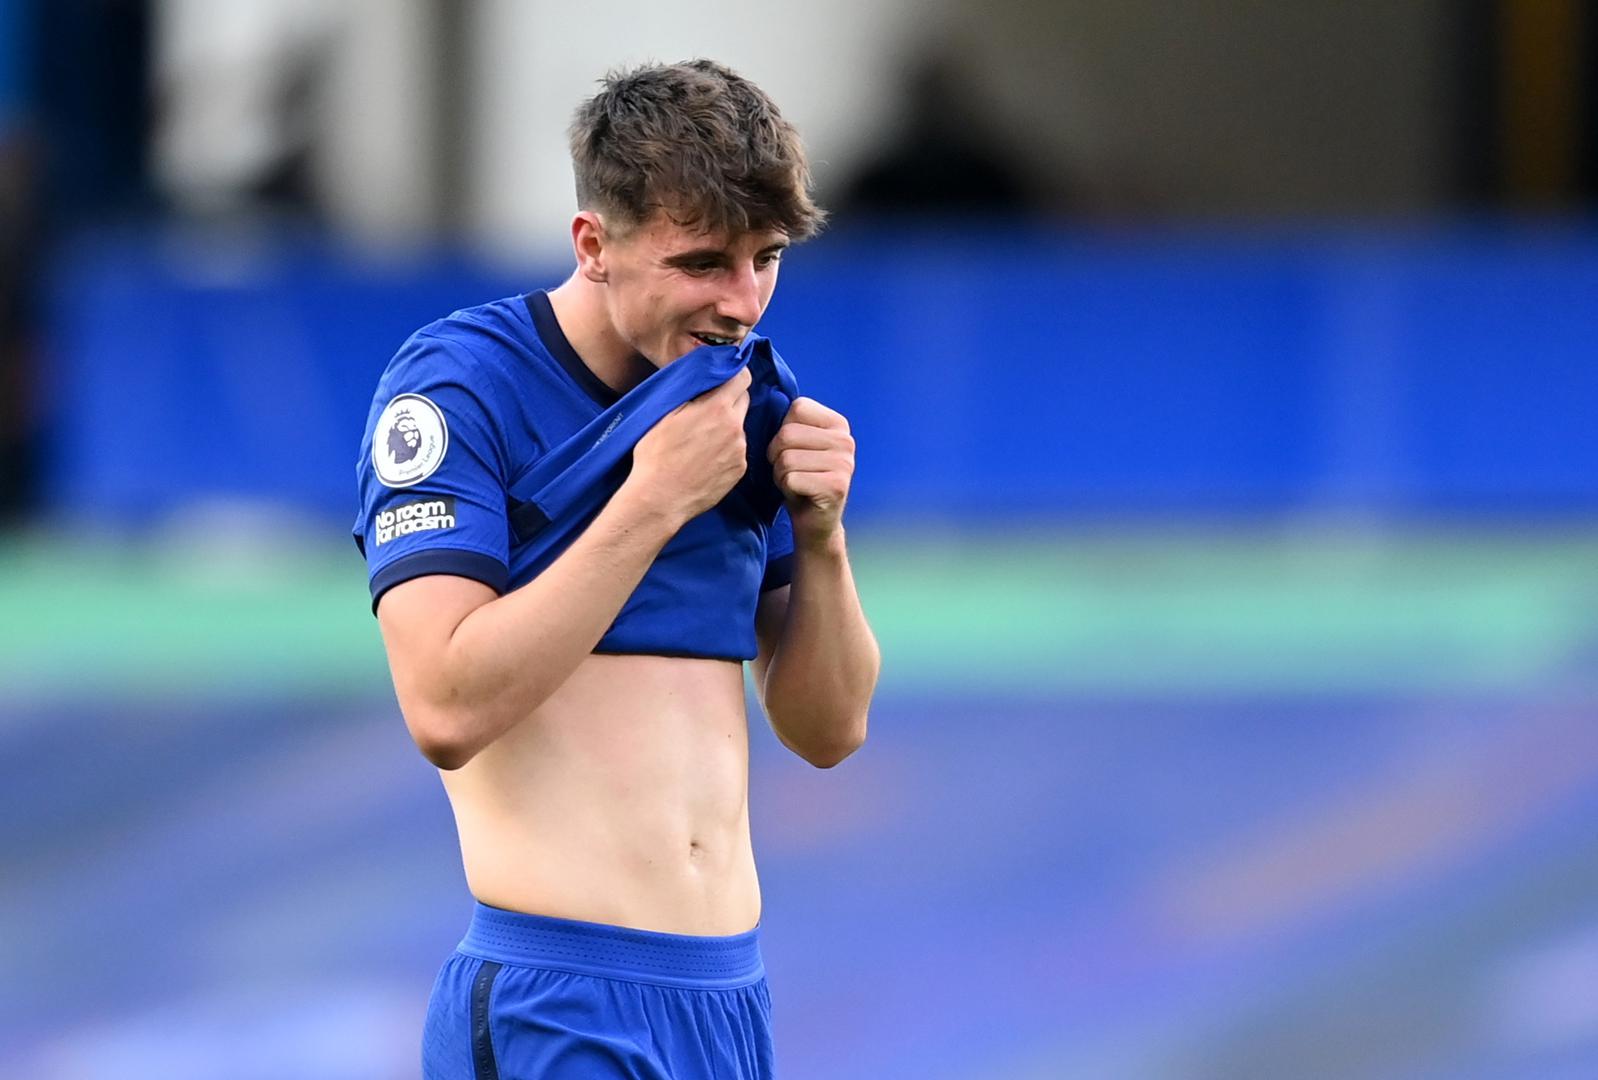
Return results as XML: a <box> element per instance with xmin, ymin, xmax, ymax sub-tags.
<box><xmin>506</xmin><ymin>330</ymin><xmax>797</xmax><ymax>593</ymax></box>
<box><xmin>423</xmin><ymin>904</ymin><xmax>774</xmax><ymax>1079</ymax></box>
<box><xmin>353</xmin><ymin>292</ymin><xmax>797</xmax><ymax>661</ymax></box>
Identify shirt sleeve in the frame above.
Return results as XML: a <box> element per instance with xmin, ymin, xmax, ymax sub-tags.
<box><xmin>353</xmin><ymin>334</ymin><xmax>513</xmax><ymax>612</ymax></box>
<box><xmin>761</xmin><ymin>505</ymin><xmax>795</xmax><ymax>591</ymax></box>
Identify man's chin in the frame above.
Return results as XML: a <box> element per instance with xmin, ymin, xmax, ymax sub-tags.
<box><xmin>636</xmin><ymin>333</ymin><xmax>721</xmax><ymax>370</ymax></box>
<box><xmin>649</xmin><ymin>337</ymin><xmax>704</xmax><ymax>368</ymax></box>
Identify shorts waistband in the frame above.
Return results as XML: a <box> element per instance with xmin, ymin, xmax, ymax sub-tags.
<box><xmin>457</xmin><ymin>902</ymin><xmax>764</xmax><ymax>990</ymax></box>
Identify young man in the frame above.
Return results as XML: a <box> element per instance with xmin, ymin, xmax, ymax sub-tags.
<box><xmin>353</xmin><ymin>60</ymin><xmax>879</xmax><ymax>1079</ymax></box>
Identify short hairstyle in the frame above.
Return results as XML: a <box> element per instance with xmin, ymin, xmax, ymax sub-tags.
<box><xmin>568</xmin><ymin>59</ymin><xmax>826</xmax><ymax>241</ymax></box>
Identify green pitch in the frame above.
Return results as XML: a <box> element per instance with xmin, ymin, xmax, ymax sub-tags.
<box><xmin>2</xmin><ymin>526</ymin><xmax>1594</xmax><ymax>702</ymax></box>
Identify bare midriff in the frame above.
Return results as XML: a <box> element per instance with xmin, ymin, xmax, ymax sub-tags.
<box><xmin>440</xmin><ymin>652</ymin><xmax>760</xmax><ymax>937</ymax></box>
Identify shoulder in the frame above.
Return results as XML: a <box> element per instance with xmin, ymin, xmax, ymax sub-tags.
<box><xmin>363</xmin><ymin>300</ymin><xmax>533</xmax><ymax>472</ymax></box>
<box><xmin>389</xmin><ymin>297</ymin><xmax>530</xmax><ymax>384</ymax></box>
<box><xmin>372</xmin><ymin>297</ymin><xmax>542</xmax><ymax>427</ymax></box>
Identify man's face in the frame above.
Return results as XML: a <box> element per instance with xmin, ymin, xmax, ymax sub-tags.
<box><xmin>598</xmin><ymin>211</ymin><xmax>788</xmax><ymax>367</ymax></box>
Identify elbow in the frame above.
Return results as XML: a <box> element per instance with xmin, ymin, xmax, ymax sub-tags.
<box><xmin>405</xmin><ymin>706</ymin><xmax>481</xmax><ymax>771</ymax></box>
<box><xmin>800</xmin><ymin>717</ymin><xmax>869</xmax><ymax>770</ymax></box>
<box><xmin>417</xmin><ymin>737</ymin><xmax>475</xmax><ymax>772</ymax></box>
<box><xmin>805</xmin><ymin>743</ymin><xmax>860</xmax><ymax>769</ymax></box>
<box><xmin>401</xmin><ymin>673</ymin><xmax>554</xmax><ymax>770</ymax></box>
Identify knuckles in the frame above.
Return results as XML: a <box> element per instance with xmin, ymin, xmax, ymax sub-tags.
<box><xmin>766</xmin><ymin>427</ymin><xmax>856</xmax><ymax>462</ymax></box>
<box><xmin>772</xmin><ymin>446</ymin><xmax>856</xmax><ymax>472</ymax></box>
<box><xmin>786</xmin><ymin>397</ymin><xmax>850</xmax><ymax>432</ymax></box>
<box><xmin>773</xmin><ymin>449</ymin><xmax>856</xmax><ymax>484</ymax></box>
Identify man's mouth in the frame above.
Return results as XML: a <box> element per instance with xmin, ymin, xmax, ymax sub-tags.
<box><xmin>690</xmin><ymin>331</ymin><xmax>740</xmax><ymax>348</ymax></box>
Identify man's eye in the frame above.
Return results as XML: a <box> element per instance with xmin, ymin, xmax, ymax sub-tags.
<box><xmin>757</xmin><ymin>252</ymin><xmax>784</xmax><ymax>269</ymax></box>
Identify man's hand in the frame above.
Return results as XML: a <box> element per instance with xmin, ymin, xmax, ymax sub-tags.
<box><xmin>768</xmin><ymin>397</ymin><xmax>855</xmax><ymax>546</ymax></box>
<box><xmin>624</xmin><ymin>366</ymin><xmax>752</xmax><ymax>527</ymax></box>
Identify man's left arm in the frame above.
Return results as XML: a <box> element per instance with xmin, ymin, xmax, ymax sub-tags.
<box><xmin>752</xmin><ymin>397</ymin><xmax>881</xmax><ymax>768</ymax></box>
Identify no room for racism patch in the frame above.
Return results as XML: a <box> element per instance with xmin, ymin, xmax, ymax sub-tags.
<box><xmin>374</xmin><ymin>497</ymin><xmax>457</xmax><ymax>546</ymax></box>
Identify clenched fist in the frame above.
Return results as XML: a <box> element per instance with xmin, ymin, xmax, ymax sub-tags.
<box><xmin>627</xmin><ymin>366</ymin><xmax>752</xmax><ymax>527</ymax></box>
<box><xmin>767</xmin><ymin>396</ymin><xmax>855</xmax><ymax>546</ymax></box>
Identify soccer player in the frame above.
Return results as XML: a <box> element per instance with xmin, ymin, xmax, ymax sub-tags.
<box><xmin>353</xmin><ymin>60</ymin><xmax>879</xmax><ymax>1079</ymax></box>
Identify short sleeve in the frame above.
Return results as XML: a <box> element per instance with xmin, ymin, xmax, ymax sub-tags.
<box><xmin>761</xmin><ymin>505</ymin><xmax>795</xmax><ymax>591</ymax></box>
<box><xmin>353</xmin><ymin>335</ymin><xmax>513</xmax><ymax>611</ymax></box>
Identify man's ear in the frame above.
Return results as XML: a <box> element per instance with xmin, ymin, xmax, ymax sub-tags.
<box><xmin>572</xmin><ymin>211</ymin><xmax>609</xmax><ymax>283</ymax></box>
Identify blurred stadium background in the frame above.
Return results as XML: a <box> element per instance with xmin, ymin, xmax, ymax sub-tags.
<box><xmin>3</xmin><ymin>2</ymin><xmax>1598</xmax><ymax>1077</ymax></box>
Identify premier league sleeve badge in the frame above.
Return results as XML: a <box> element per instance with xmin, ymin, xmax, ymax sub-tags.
<box><xmin>374</xmin><ymin>393</ymin><xmax>449</xmax><ymax>488</ymax></box>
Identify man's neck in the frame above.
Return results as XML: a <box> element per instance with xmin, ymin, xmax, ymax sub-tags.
<box><xmin>546</xmin><ymin>275</ymin><xmax>656</xmax><ymax>396</ymax></box>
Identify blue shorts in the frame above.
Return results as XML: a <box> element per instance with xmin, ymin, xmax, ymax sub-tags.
<box><xmin>422</xmin><ymin>903</ymin><xmax>775</xmax><ymax>1079</ymax></box>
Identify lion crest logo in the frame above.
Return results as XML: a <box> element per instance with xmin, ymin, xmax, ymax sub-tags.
<box><xmin>373</xmin><ymin>393</ymin><xmax>447</xmax><ymax>487</ymax></box>
<box><xmin>387</xmin><ymin>409</ymin><xmax>423</xmax><ymax>465</ymax></box>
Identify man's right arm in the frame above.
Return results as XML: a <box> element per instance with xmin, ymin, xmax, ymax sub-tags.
<box><xmin>378</xmin><ymin>488</ymin><xmax>676</xmax><ymax>769</ymax></box>
<box><xmin>376</xmin><ymin>366</ymin><xmax>753</xmax><ymax>770</ymax></box>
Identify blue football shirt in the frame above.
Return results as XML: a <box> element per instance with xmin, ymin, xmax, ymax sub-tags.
<box><xmin>353</xmin><ymin>291</ymin><xmax>795</xmax><ymax>661</ymax></box>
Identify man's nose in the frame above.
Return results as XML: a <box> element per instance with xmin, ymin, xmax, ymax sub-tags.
<box><xmin>715</xmin><ymin>261</ymin><xmax>762</xmax><ymax>328</ymax></box>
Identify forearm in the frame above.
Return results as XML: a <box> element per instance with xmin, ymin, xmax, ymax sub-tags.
<box><xmin>418</xmin><ymin>487</ymin><xmax>681</xmax><ymax>765</ymax></box>
<box><xmin>761</xmin><ymin>529</ymin><xmax>880</xmax><ymax>767</ymax></box>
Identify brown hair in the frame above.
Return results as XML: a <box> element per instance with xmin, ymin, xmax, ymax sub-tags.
<box><xmin>568</xmin><ymin>59</ymin><xmax>826</xmax><ymax>241</ymax></box>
